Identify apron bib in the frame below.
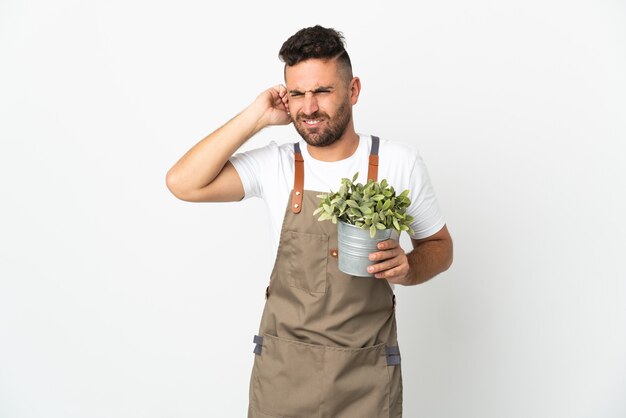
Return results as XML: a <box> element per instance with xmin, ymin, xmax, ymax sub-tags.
<box><xmin>248</xmin><ymin>137</ymin><xmax>403</xmax><ymax>418</ymax></box>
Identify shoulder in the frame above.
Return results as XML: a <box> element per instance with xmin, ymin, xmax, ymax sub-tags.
<box><xmin>377</xmin><ymin>137</ymin><xmax>423</xmax><ymax>170</ymax></box>
<box><xmin>378</xmin><ymin>137</ymin><xmax>420</xmax><ymax>159</ymax></box>
<box><xmin>275</xmin><ymin>140</ymin><xmax>296</xmax><ymax>160</ymax></box>
<box><xmin>229</xmin><ymin>140</ymin><xmax>297</xmax><ymax>199</ymax></box>
<box><xmin>231</xmin><ymin>140</ymin><xmax>295</xmax><ymax>166</ymax></box>
<box><xmin>260</xmin><ymin>140</ymin><xmax>296</xmax><ymax>161</ymax></box>
<box><xmin>236</xmin><ymin>140</ymin><xmax>290</xmax><ymax>157</ymax></box>
<box><xmin>372</xmin><ymin>136</ymin><xmax>432</xmax><ymax>190</ymax></box>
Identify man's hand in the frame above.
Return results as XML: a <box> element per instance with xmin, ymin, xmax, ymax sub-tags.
<box><xmin>367</xmin><ymin>239</ymin><xmax>411</xmax><ymax>285</ymax></box>
<box><xmin>253</xmin><ymin>84</ymin><xmax>292</xmax><ymax>128</ymax></box>
<box><xmin>367</xmin><ymin>225</ymin><xmax>453</xmax><ymax>286</ymax></box>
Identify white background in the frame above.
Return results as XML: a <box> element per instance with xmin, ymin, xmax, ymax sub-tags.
<box><xmin>1</xmin><ymin>1</ymin><xmax>625</xmax><ymax>417</ymax></box>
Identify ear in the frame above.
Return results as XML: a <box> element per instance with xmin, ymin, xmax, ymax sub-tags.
<box><xmin>349</xmin><ymin>77</ymin><xmax>361</xmax><ymax>105</ymax></box>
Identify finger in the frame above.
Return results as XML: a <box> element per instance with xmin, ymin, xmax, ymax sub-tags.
<box><xmin>273</xmin><ymin>90</ymin><xmax>289</xmax><ymax>113</ymax></box>
<box><xmin>368</xmin><ymin>246</ymin><xmax>401</xmax><ymax>262</ymax></box>
<box><xmin>367</xmin><ymin>254</ymin><xmax>404</xmax><ymax>275</ymax></box>
<box><xmin>377</xmin><ymin>239</ymin><xmax>399</xmax><ymax>250</ymax></box>
<box><xmin>372</xmin><ymin>257</ymin><xmax>409</xmax><ymax>278</ymax></box>
<box><xmin>374</xmin><ymin>263</ymin><xmax>410</xmax><ymax>283</ymax></box>
<box><xmin>277</xmin><ymin>97</ymin><xmax>288</xmax><ymax>111</ymax></box>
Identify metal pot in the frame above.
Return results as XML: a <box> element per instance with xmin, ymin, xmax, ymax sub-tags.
<box><xmin>337</xmin><ymin>221</ymin><xmax>392</xmax><ymax>277</ymax></box>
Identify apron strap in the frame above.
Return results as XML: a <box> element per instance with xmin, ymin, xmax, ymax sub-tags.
<box><xmin>291</xmin><ymin>143</ymin><xmax>304</xmax><ymax>214</ymax></box>
<box><xmin>291</xmin><ymin>136</ymin><xmax>380</xmax><ymax>214</ymax></box>
<box><xmin>367</xmin><ymin>136</ymin><xmax>380</xmax><ymax>182</ymax></box>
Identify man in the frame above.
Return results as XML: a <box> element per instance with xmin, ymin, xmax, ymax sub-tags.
<box><xmin>167</xmin><ymin>25</ymin><xmax>452</xmax><ymax>418</ymax></box>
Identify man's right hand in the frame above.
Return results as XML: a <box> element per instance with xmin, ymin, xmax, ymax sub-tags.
<box><xmin>253</xmin><ymin>84</ymin><xmax>292</xmax><ymax>129</ymax></box>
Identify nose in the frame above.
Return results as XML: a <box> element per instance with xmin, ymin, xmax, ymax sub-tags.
<box><xmin>302</xmin><ymin>91</ymin><xmax>319</xmax><ymax>115</ymax></box>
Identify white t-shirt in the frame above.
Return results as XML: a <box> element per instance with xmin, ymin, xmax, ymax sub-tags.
<box><xmin>230</xmin><ymin>134</ymin><xmax>445</xmax><ymax>255</ymax></box>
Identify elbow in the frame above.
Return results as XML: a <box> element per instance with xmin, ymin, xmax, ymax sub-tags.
<box><xmin>444</xmin><ymin>249</ymin><xmax>454</xmax><ymax>272</ymax></box>
<box><xmin>443</xmin><ymin>238</ymin><xmax>454</xmax><ymax>272</ymax></box>
<box><xmin>165</xmin><ymin>169</ymin><xmax>190</xmax><ymax>201</ymax></box>
<box><xmin>442</xmin><ymin>240</ymin><xmax>454</xmax><ymax>272</ymax></box>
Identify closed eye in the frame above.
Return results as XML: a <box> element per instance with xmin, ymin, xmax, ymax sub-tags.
<box><xmin>289</xmin><ymin>87</ymin><xmax>334</xmax><ymax>98</ymax></box>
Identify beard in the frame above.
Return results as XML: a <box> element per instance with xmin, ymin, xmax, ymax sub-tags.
<box><xmin>292</xmin><ymin>98</ymin><xmax>352</xmax><ymax>147</ymax></box>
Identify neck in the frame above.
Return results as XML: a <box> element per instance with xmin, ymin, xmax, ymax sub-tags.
<box><xmin>306</xmin><ymin>129</ymin><xmax>360</xmax><ymax>162</ymax></box>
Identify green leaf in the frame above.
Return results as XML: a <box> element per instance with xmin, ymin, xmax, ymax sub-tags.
<box><xmin>352</xmin><ymin>172</ymin><xmax>359</xmax><ymax>182</ymax></box>
<box><xmin>346</xmin><ymin>199</ymin><xmax>359</xmax><ymax>208</ymax></box>
<box><xmin>318</xmin><ymin>212</ymin><xmax>332</xmax><ymax>221</ymax></box>
<box><xmin>375</xmin><ymin>222</ymin><xmax>386</xmax><ymax>230</ymax></box>
<box><xmin>370</xmin><ymin>225</ymin><xmax>376</xmax><ymax>238</ymax></box>
<box><xmin>393</xmin><ymin>218</ymin><xmax>400</xmax><ymax>231</ymax></box>
<box><xmin>349</xmin><ymin>208</ymin><xmax>362</xmax><ymax>217</ymax></box>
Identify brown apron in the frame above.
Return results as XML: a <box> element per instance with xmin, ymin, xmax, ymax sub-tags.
<box><xmin>248</xmin><ymin>136</ymin><xmax>403</xmax><ymax>418</ymax></box>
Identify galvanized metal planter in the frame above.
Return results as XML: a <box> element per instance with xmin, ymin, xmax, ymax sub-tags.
<box><xmin>337</xmin><ymin>221</ymin><xmax>392</xmax><ymax>277</ymax></box>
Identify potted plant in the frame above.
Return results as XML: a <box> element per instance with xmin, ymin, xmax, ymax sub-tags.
<box><xmin>313</xmin><ymin>172</ymin><xmax>415</xmax><ymax>277</ymax></box>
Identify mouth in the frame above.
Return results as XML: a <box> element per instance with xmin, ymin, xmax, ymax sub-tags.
<box><xmin>303</xmin><ymin>118</ymin><xmax>322</xmax><ymax>126</ymax></box>
<box><xmin>298</xmin><ymin>113</ymin><xmax>326</xmax><ymax>128</ymax></box>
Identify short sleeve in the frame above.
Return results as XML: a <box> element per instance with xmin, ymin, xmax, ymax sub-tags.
<box><xmin>405</xmin><ymin>154</ymin><xmax>446</xmax><ymax>239</ymax></box>
<box><xmin>229</xmin><ymin>141</ymin><xmax>280</xmax><ymax>199</ymax></box>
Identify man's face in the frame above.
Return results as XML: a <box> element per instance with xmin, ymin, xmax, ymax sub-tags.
<box><xmin>285</xmin><ymin>58</ymin><xmax>356</xmax><ymax>147</ymax></box>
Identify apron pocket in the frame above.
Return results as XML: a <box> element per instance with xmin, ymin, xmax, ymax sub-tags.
<box><xmin>251</xmin><ymin>334</ymin><xmax>391</xmax><ymax>418</ymax></box>
<box><xmin>320</xmin><ymin>343</ymin><xmax>391</xmax><ymax>418</ymax></box>
<box><xmin>251</xmin><ymin>334</ymin><xmax>324</xmax><ymax>417</ymax></box>
<box><xmin>284</xmin><ymin>230</ymin><xmax>328</xmax><ymax>294</ymax></box>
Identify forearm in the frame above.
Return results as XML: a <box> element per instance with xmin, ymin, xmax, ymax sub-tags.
<box><xmin>405</xmin><ymin>239</ymin><xmax>453</xmax><ymax>286</ymax></box>
<box><xmin>166</xmin><ymin>102</ymin><xmax>265</xmax><ymax>195</ymax></box>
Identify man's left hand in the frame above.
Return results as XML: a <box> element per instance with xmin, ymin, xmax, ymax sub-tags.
<box><xmin>367</xmin><ymin>239</ymin><xmax>411</xmax><ymax>285</ymax></box>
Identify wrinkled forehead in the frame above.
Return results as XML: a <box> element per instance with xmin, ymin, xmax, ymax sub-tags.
<box><xmin>284</xmin><ymin>58</ymin><xmax>347</xmax><ymax>90</ymax></box>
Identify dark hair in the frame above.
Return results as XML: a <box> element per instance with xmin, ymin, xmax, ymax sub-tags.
<box><xmin>279</xmin><ymin>25</ymin><xmax>352</xmax><ymax>77</ymax></box>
